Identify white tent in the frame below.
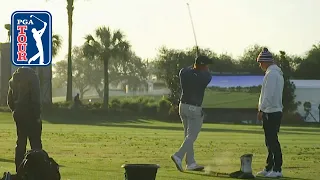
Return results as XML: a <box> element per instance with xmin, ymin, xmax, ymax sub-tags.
<box><xmin>291</xmin><ymin>80</ymin><xmax>320</xmax><ymax>123</ymax></box>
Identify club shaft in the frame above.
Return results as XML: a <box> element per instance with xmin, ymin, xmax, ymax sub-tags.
<box><xmin>32</xmin><ymin>15</ymin><xmax>45</xmax><ymax>24</ymax></box>
<box><xmin>187</xmin><ymin>3</ymin><xmax>199</xmax><ymax>54</ymax></box>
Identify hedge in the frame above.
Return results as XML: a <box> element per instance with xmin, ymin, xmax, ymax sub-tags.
<box><xmin>0</xmin><ymin>96</ymin><xmax>313</xmax><ymax>125</ymax></box>
<box><xmin>50</xmin><ymin>97</ymin><xmax>179</xmax><ymax>122</ymax></box>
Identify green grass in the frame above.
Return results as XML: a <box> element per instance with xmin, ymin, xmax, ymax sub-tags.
<box><xmin>53</xmin><ymin>90</ymin><xmax>259</xmax><ymax>108</ymax></box>
<box><xmin>0</xmin><ymin>113</ymin><xmax>319</xmax><ymax>179</ymax></box>
<box><xmin>202</xmin><ymin>90</ymin><xmax>259</xmax><ymax>108</ymax></box>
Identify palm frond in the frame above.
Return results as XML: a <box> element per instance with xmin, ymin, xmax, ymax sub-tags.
<box><xmin>95</xmin><ymin>26</ymin><xmax>111</xmax><ymax>48</ymax></box>
<box><xmin>112</xmin><ymin>29</ymin><xmax>124</xmax><ymax>43</ymax></box>
<box><xmin>84</xmin><ymin>34</ymin><xmax>95</xmax><ymax>43</ymax></box>
<box><xmin>52</xmin><ymin>34</ymin><xmax>62</xmax><ymax>58</ymax></box>
<box><xmin>83</xmin><ymin>40</ymin><xmax>102</xmax><ymax>59</ymax></box>
<box><xmin>4</xmin><ymin>24</ymin><xmax>10</xmax><ymax>30</ymax></box>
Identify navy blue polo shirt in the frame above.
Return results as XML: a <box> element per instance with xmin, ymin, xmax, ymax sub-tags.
<box><xmin>179</xmin><ymin>66</ymin><xmax>212</xmax><ymax>106</ymax></box>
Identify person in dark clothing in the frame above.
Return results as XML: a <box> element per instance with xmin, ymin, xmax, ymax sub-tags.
<box><xmin>171</xmin><ymin>55</ymin><xmax>212</xmax><ymax>172</ymax></box>
<box><xmin>256</xmin><ymin>48</ymin><xmax>284</xmax><ymax>178</ymax></box>
<box><xmin>7</xmin><ymin>67</ymin><xmax>42</xmax><ymax>172</ymax></box>
<box><xmin>72</xmin><ymin>93</ymin><xmax>82</xmax><ymax>109</ymax></box>
<box><xmin>74</xmin><ymin>93</ymin><xmax>80</xmax><ymax>103</ymax></box>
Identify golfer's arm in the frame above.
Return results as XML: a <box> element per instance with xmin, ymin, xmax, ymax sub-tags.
<box><xmin>39</xmin><ymin>24</ymin><xmax>47</xmax><ymax>36</ymax></box>
<box><xmin>260</xmin><ymin>74</ymin><xmax>276</xmax><ymax>111</ymax></box>
<box><xmin>201</xmin><ymin>72</ymin><xmax>212</xmax><ymax>87</ymax></box>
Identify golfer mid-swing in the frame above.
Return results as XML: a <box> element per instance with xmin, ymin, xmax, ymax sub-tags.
<box><xmin>171</xmin><ymin>55</ymin><xmax>212</xmax><ymax>172</ymax></box>
<box><xmin>256</xmin><ymin>48</ymin><xmax>284</xmax><ymax>178</ymax></box>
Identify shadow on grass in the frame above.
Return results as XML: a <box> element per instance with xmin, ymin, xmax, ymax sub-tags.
<box><xmin>233</xmin><ymin>123</ymin><xmax>320</xmax><ymax>134</ymax></box>
<box><xmin>0</xmin><ymin>158</ymin><xmax>14</xmax><ymax>163</ymax></box>
<box><xmin>281</xmin><ymin>127</ymin><xmax>320</xmax><ymax>133</ymax></box>
<box><xmin>42</xmin><ymin>112</ymin><xmax>154</xmax><ymax>125</ymax></box>
<box><xmin>41</xmin><ymin>112</ymin><xmax>320</xmax><ymax>136</ymax></box>
<box><xmin>105</xmin><ymin>124</ymin><xmax>320</xmax><ymax>135</ymax></box>
<box><xmin>0</xmin><ymin>158</ymin><xmax>65</xmax><ymax>168</ymax></box>
<box><xmin>184</xmin><ymin>171</ymin><xmax>311</xmax><ymax>180</ymax></box>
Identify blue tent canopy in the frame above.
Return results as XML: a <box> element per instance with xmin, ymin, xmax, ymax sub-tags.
<box><xmin>208</xmin><ymin>76</ymin><xmax>264</xmax><ymax>88</ymax></box>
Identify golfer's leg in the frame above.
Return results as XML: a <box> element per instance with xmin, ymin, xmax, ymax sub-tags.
<box><xmin>186</xmin><ymin>109</ymin><xmax>203</xmax><ymax>165</ymax></box>
<box><xmin>28</xmin><ymin>120</ymin><xmax>43</xmax><ymax>150</ymax></box>
<box><xmin>181</xmin><ymin>114</ymin><xmax>188</xmax><ymax>140</ymax></box>
<box><xmin>263</xmin><ymin>113</ymin><xmax>274</xmax><ymax>171</ymax></box>
<box><xmin>270</xmin><ymin>132</ymin><xmax>282</xmax><ymax>172</ymax></box>
<box><xmin>174</xmin><ymin>104</ymin><xmax>191</xmax><ymax>159</ymax></box>
<box><xmin>171</xmin><ymin>104</ymin><xmax>188</xmax><ymax>171</ymax></box>
<box><xmin>176</xmin><ymin>113</ymin><xmax>188</xmax><ymax>160</ymax></box>
<box><xmin>264</xmin><ymin>132</ymin><xmax>274</xmax><ymax>171</ymax></box>
<box><xmin>15</xmin><ymin>121</ymin><xmax>27</xmax><ymax>172</ymax></box>
<box><xmin>270</xmin><ymin>113</ymin><xmax>283</xmax><ymax>172</ymax></box>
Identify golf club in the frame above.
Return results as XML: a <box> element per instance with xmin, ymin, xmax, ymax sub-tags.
<box><xmin>186</xmin><ymin>3</ymin><xmax>200</xmax><ymax>56</ymax></box>
<box><xmin>30</xmin><ymin>15</ymin><xmax>46</xmax><ymax>24</ymax></box>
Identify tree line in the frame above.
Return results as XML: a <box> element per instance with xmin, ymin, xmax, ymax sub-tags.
<box><xmin>51</xmin><ymin>25</ymin><xmax>320</xmax><ymax>112</ymax></box>
<box><xmin>24</xmin><ymin>0</ymin><xmax>318</xmax><ymax>113</ymax></box>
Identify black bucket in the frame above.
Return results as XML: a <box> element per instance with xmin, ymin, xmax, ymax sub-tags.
<box><xmin>121</xmin><ymin>164</ymin><xmax>160</xmax><ymax>180</ymax></box>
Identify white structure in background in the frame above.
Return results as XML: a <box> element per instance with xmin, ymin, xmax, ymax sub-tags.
<box><xmin>147</xmin><ymin>81</ymin><xmax>154</xmax><ymax>91</ymax></box>
<box><xmin>291</xmin><ymin>80</ymin><xmax>320</xmax><ymax>123</ymax></box>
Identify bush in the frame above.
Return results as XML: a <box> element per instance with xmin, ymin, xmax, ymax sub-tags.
<box><xmin>83</xmin><ymin>102</ymin><xmax>102</xmax><ymax>110</ymax></box>
<box><xmin>141</xmin><ymin>102</ymin><xmax>158</xmax><ymax>116</ymax></box>
<box><xmin>49</xmin><ymin>96</ymin><xmax>181</xmax><ymax>120</ymax></box>
<box><xmin>282</xmin><ymin>112</ymin><xmax>305</xmax><ymax>125</ymax></box>
<box><xmin>120</xmin><ymin>98</ymin><xmax>141</xmax><ymax>113</ymax></box>
<box><xmin>52</xmin><ymin>101</ymin><xmax>73</xmax><ymax>109</ymax></box>
<box><xmin>137</xmin><ymin>96</ymin><xmax>156</xmax><ymax>105</ymax></box>
<box><xmin>168</xmin><ymin>105</ymin><xmax>180</xmax><ymax>121</ymax></box>
<box><xmin>109</xmin><ymin>99</ymin><xmax>121</xmax><ymax>112</ymax></box>
<box><xmin>157</xmin><ymin>98</ymin><xmax>171</xmax><ymax>115</ymax></box>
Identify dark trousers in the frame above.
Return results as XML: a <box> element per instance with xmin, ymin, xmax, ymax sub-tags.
<box><xmin>262</xmin><ymin>111</ymin><xmax>283</xmax><ymax>172</ymax></box>
<box><xmin>14</xmin><ymin>115</ymin><xmax>43</xmax><ymax>172</ymax></box>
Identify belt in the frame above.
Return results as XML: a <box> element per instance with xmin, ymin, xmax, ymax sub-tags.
<box><xmin>180</xmin><ymin>101</ymin><xmax>201</xmax><ymax>107</ymax></box>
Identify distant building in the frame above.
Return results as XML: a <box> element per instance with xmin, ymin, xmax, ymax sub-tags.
<box><xmin>0</xmin><ymin>42</ymin><xmax>13</xmax><ymax>105</ymax></box>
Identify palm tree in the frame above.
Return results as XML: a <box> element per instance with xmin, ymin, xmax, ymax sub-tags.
<box><xmin>46</xmin><ymin>0</ymin><xmax>74</xmax><ymax>102</ymax></box>
<box><xmin>39</xmin><ymin>33</ymin><xmax>62</xmax><ymax>106</ymax></box>
<box><xmin>83</xmin><ymin>26</ymin><xmax>131</xmax><ymax>109</ymax></box>
<box><xmin>65</xmin><ymin>0</ymin><xmax>74</xmax><ymax>102</ymax></box>
<box><xmin>52</xmin><ymin>34</ymin><xmax>62</xmax><ymax>58</ymax></box>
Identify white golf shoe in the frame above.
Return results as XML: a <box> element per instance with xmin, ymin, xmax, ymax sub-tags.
<box><xmin>256</xmin><ymin>169</ymin><xmax>271</xmax><ymax>176</ymax></box>
<box><xmin>186</xmin><ymin>163</ymin><xmax>204</xmax><ymax>171</ymax></box>
<box><xmin>265</xmin><ymin>171</ymin><xmax>283</xmax><ymax>178</ymax></box>
<box><xmin>171</xmin><ymin>155</ymin><xmax>183</xmax><ymax>172</ymax></box>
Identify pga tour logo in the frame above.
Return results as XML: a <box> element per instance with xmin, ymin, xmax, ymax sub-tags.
<box><xmin>11</xmin><ymin>11</ymin><xmax>52</xmax><ymax>66</ymax></box>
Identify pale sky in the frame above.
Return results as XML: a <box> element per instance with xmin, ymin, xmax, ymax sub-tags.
<box><xmin>1</xmin><ymin>0</ymin><xmax>319</xmax><ymax>64</ymax></box>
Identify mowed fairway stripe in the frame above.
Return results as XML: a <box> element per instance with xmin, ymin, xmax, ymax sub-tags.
<box><xmin>0</xmin><ymin>113</ymin><xmax>319</xmax><ymax>180</ymax></box>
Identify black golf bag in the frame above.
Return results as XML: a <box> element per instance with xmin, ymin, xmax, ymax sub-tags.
<box><xmin>14</xmin><ymin>149</ymin><xmax>61</xmax><ymax>180</ymax></box>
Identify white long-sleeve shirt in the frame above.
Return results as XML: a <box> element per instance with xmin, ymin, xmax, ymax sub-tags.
<box><xmin>258</xmin><ymin>64</ymin><xmax>284</xmax><ymax>113</ymax></box>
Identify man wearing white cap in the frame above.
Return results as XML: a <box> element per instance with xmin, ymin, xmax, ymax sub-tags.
<box><xmin>256</xmin><ymin>48</ymin><xmax>284</xmax><ymax>178</ymax></box>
